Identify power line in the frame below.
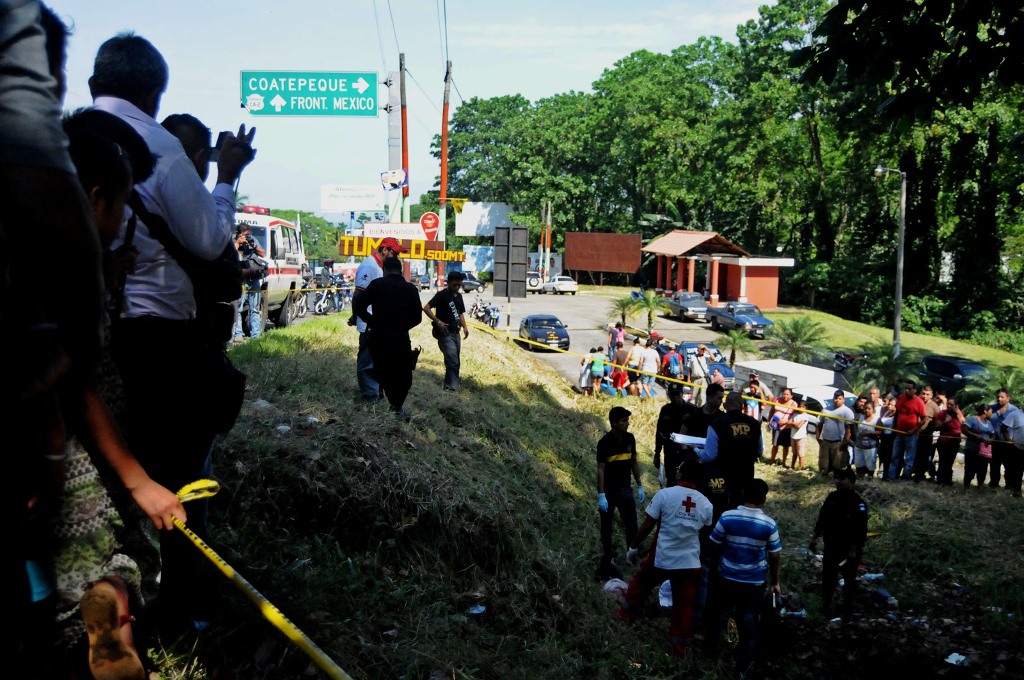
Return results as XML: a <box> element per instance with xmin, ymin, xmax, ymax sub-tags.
<box><xmin>451</xmin><ymin>77</ymin><xmax>465</xmax><ymax>104</ymax></box>
<box><xmin>442</xmin><ymin>0</ymin><xmax>450</xmax><ymax>63</ymax></box>
<box><xmin>386</xmin><ymin>0</ymin><xmax>401</xmax><ymax>54</ymax></box>
<box><xmin>406</xmin><ymin>69</ymin><xmax>443</xmax><ymax>115</ymax></box>
<box><xmin>435</xmin><ymin>0</ymin><xmax>446</xmax><ymax>72</ymax></box>
<box><xmin>371</xmin><ymin>0</ymin><xmax>388</xmax><ymax>72</ymax></box>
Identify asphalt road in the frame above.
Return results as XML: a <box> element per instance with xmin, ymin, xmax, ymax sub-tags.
<box><xmin>289</xmin><ymin>284</ymin><xmax>743</xmax><ymax>386</ymax></box>
<box><xmin>459</xmin><ymin>287</ymin><xmax>731</xmax><ymax>386</ymax></box>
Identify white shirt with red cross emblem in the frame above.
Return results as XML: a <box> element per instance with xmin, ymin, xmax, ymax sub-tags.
<box><xmin>645</xmin><ymin>484</ymin><xmax>714</xmax><ymax>569</ymax></box>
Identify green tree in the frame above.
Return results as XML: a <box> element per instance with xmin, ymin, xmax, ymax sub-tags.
<box><xmin>795</xmin><ymin>0</ymin><xmax>1024</xmax><ymax>123</ymax></box>
<box><xmin>433</xmin><ymin>94</ymin><xmax>531</xmax><ymax>202</ymax></box>
<box><xmin>607</xmin><ymin>296</ymin><xmax>640</xmax><ymax>328</ymax></box>
<box><xmin>849</xmin><ymin>340</ymin><xmax>917</xmax><ymax>394</ymax></box>
<box><xmin>717</xmin><ymin>329</ymin><xmax>757</xmax><ymax>368</ymax></box>
<box><xmin>959</xmin><ymin>367</ymin><xmax>1024</xmax><ymax>411</ymax></box>
<box><xmin>633</xmin><ymin>290</ymin><xmax>669</xmax><ymax>334</ymax></box>
<box><xmin>760</xmin><ymin>316</ymin><xmax>827</xmax><ymax>364</ymax></box>
<box><xmin>270</xmin><ymin>209</ymin><xmax>339</xmax><ymax>262</ymax></box>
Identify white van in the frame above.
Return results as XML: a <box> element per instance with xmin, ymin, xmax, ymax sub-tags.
<box><xmin>235</xmin><ymin>206</ymin><xmax>307</xmax><ymax>330</ymax></box>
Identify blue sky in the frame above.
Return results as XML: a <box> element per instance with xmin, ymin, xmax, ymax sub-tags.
<box><xmin>57</xmin><ymin>0</ymin><xmax>771</xmax><ymax>219</ymax></box>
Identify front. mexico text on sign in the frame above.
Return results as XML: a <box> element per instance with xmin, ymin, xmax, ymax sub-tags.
<box><xmin>241</xmin><ymin>71</ymin><xmax>379</xmax><ymax>117</ymax></box>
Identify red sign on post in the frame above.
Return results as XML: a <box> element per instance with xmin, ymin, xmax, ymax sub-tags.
<box><xmin>420</xmin><ymin>211</ymin><xmax>440</xmax><ymax>240</ymax></box>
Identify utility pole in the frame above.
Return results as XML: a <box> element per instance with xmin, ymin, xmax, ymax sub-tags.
<box><xmin>437</xmin><ymin>60</ymin><xmax>452</xmax><ymax>281</ymax></box>
<box><xmin>544</xmin><ymin>201</ymin><xmax>552</xmax><ymax>280</ymax></box>
<box><xmin>399</xmin><ymin>53</ymin><xmax>410</xmax><ymax>223</ymax></box>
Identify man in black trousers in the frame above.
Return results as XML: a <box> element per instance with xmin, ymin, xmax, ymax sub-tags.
<box><xmin>353</xmin><ymin>256</ymin><xmax>422</xmax><ymax>415</ymax></box>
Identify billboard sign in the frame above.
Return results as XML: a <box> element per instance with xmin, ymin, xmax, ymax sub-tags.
<box><xmin>454</xmin><ymin>201</ymin><xmax>514</xmax><ymax>237</ymax></box>
<box><xmin>320</xmin><ymin>184</ymin><xmax>385</xmax><ymax>213</ymax></box>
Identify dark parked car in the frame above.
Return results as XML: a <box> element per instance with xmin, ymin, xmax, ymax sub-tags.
<box><xmin>913</xmin><ymin>355</ymin><xmax>991</xmax><ymax>396</ymax></box>
<box><xmin>417</xmin><ymin>274</ymin><xmax>431</xmax><ymax>290</ymax></box>
<box><xmin>664</xmin><ymin>291</ymin><xmax>708</xmax><ymax>321</ymax></box>
<box><xmin>460</xmin><ymin>273</ymin><xmax>486</xmax><ymax>293</ymax></box>
<box><xmin>518</xmin><ymin>314</ymin><xmax>570</xmax><ymax>351</ymax></box>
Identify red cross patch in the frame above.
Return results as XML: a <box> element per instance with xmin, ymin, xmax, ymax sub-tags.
<box><xmin>681</xmin><ymin>496</ymin><xmax>696</xmax><ymax>512</ymax></box>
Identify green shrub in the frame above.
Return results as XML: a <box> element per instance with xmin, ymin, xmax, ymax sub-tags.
<box><xmin>900</xmin><ymin>294</ymin><xmax>946</xmax><ymax>332</ymax></box>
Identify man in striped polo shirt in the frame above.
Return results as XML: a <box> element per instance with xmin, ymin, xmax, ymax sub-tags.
<box><xmin>704</xmin><ymin>478</ymin><xmax>782</xmax><ymax>675</ymax></box>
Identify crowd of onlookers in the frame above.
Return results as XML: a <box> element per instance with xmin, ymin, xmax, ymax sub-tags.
<box><xmin>583</xmin><ymin>329</ymin><xmax>1024</xmax><ymax>495</ymax></box>
<box><xmin>5</xmin><ymin>5</ymin><xmax>257</xmax><ymax>677</ymax></box>
<box><xmin>796</xmin><ymin>382</ymin><xmax>1024</xmax><ymax>495</ymax></box>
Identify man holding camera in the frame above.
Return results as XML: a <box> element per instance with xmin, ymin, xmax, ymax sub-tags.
<box><xmin>91</xmin><ymin>32</ymin><xmax>256</xmax><ymax>635</ymax></box>
<box><xmin>232</xmin><ymin>225</ymin><xmax>267</xmax><ymax>342</ymax></box>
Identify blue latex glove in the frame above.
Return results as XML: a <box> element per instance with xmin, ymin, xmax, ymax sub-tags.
<box><xmin>598</xmin><ymin>492</ymin><xmax>608</xmax><ymax>513</ymax></box>
<box><xmin>625</xmin><ymin>547</ymin><xmax>640</xmax><ymax>566</ymax></box>
<box><xmin>636</xmin><ymin>485</ymin><xmax>646</xmax><ymax>503</ymax></box>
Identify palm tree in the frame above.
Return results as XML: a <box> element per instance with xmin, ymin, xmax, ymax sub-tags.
<box><xmin>717</xmin><ymin>328</ymin><xmax>757</xmax><ymax>368</ymax></box>
<box><xmin>959</xmin><ymin>367</ymin><xmax>1024</xmax><ymax>410</ymax></box>
<box><xmin>760</xmin><ymin>316</ymin><xmax>828</xmax><ymax>364</ymax></box>
<box><xmin>633</xmin><ymin>290</ymin><xmax>670</xmax><ymax>334</ymax></box>
<box><xmin>608</xmin><ymin>295</ymin><xmax>640</xmax><ymax>328</ymax></box>
<box><xmin>235</xmin><ymin>192</ymin><xmax>249</xmax><ymax>210</ymax></box>
<box><xmin>849</xmin><ymin>340</ymin><xmax>917</xmax><ymax>395</ymax></box>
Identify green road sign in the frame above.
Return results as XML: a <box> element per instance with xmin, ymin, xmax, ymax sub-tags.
<box><xmin>240</xmin><ymin>71</ymin><xmax>379</xmax><ymax>117</ymax></box>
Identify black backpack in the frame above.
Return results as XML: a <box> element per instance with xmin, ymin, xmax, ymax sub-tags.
<box><xmin>128</xmin><ymin>193</ymin><xmax>242</xmax><ymax>343</ymax></box>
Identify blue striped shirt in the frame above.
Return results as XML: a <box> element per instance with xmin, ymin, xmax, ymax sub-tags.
<box><xmin>709</xmin><ymin>506</ymin><xmax>782</xmax><ymax>584</ymax></box>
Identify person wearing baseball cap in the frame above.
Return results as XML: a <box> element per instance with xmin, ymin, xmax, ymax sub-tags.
<box><xmin>351</xmin><ymin>237</ymin><xmax>407</xmax><ymax>402</ymax></box>
<box><xmin>378</xmin><ymin>236</ymin><xmax>407</xmax><ymax>254</ymax></box>
<box><xmin>422</xmin><ymin>270</ymin><xmax>469</xmax><ymax>391</ymax></box>
<box><xmin>596</xmin><ymin>406</ymin><xmax>645</xmax><ymax>580</ymax></box>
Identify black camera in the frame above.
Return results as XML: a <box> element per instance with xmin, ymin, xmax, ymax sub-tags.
<box><xmin>240</xmin><ymin>235</ymin><xmax>258</xmax><ymax>256</ymax></box>
<box><xmin>209</xmin><ymin>131</ymin><xmax>230</xmax><ymax>163</ymax></box>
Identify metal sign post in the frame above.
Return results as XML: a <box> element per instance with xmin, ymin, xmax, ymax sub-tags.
<box><xmin>494</xmin><ymin>225</ymin><xmax>528</xmax><ymax>331</ymax></box>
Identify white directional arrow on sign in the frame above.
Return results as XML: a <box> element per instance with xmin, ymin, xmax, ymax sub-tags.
<box><xmin>270</xmin><ymin>94</ymin><xmax>287</xmax><ymax>112</ymax></box>
<box><xmin>353</xmin><ymin>77</ymin><xmax>369</xmax><ymax>94</ymax></box>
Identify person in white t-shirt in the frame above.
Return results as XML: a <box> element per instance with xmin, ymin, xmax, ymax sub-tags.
<box><xmin>617</xmin><ymin>459</ymin><xmax>714</xmax><ymax>656</ymax></box>
<box><xmin>786</xmin><ymin>398</ymin><xmax>810</xmax><ymax>471</ymax></box>
<box><xmin>639</xmin><ymin>339</ymin><xmax>661</xmax><ymax>398</ymax></box>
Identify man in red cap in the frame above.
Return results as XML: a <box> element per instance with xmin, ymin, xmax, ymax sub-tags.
<box><xmin>352</xmin><ymin>237</ymin><xmax>407</xmax><ymax>402</ymax></box>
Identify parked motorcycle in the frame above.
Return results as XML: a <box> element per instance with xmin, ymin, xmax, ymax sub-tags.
<box><xmin>833</xmin><ymin>349</ymin><xmax>869</xmax><ymax>372</ymax></box>
<box><xmin>313</xmin><ymin>274</ymin><xmax>342</xmax><ymax>315</ymax></box>
<box><xmin>294</xmin><ymin>276</ymin><xmax>311</xmax><ymax>318</ymax></box>
<box><xmin>469</xmin><ymin>301</ymin><xmax>490</xmax><ymax>325</ymax></box>
<box><xmin>486</xmin><ymin>303</ymin><xmax>501</xmax><ymax>328</ymax></box>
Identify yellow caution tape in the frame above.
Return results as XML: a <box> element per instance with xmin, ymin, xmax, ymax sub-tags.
<box><xmin>175</xmin><ymin>481</ymin><xmax>353</xmax><ymax>680</ymax></box>
<box><xmin>466</xmin><ymin>320</ymin><xmax>908</xmax><ymax>434</ymax></box>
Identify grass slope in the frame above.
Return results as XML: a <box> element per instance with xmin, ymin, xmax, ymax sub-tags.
<box><xmin>168</xmin><ymin>314</ymin><xmax>1023</xmax><ymax>679</ymax></box>
<box><xmin>765</xmin><ymin>307</ymin><xmax>1024</xmax><ymax>372</ymax></box>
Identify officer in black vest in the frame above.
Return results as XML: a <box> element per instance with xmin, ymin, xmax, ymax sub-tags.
<box><xmin>701</xmin><ymin>391</ymin><xmax>764</xmax><ymax>507</ymax></box>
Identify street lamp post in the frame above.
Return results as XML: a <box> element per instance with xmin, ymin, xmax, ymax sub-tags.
<box><xmin>874</xmin><ymin>164</ymin><xmax>907</xmax><ymax>358</ymax></box>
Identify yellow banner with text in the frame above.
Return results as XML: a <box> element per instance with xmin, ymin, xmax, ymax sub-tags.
<box><xmin>338</xmin><ymin>236</ymin><xmax>465</xmax><ymax>262</ymax></box>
